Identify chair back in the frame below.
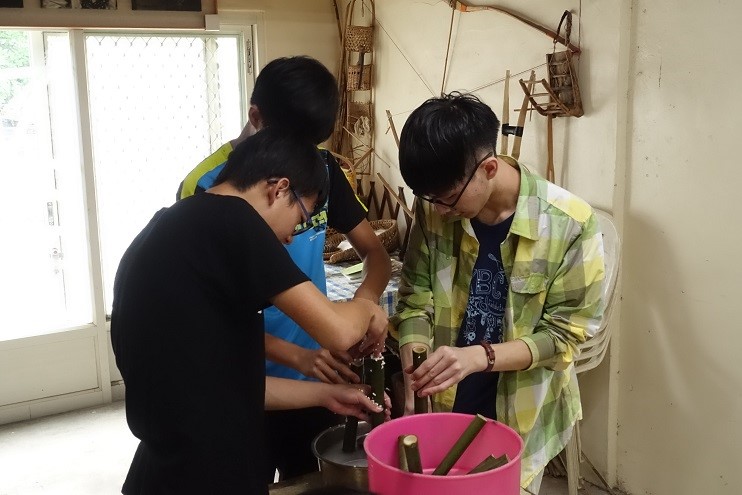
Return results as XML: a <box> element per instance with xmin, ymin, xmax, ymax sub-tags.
<box><xmin>575</xmin><ymin>208</ymin><xmax>621</xmax><ymax>374</ymax></box>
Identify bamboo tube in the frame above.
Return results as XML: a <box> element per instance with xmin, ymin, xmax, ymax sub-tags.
<box><xmin>367</xmin><ymin>354</ymin><xmax>386</xmax><ymax>427</ymax></box>
<box><xmin>342</xmin><ymin>360</ymin><xmax>365</xmax><ymax>452</ymax></box>
<box><xmin>397</xmin><ymin>435</ymin><xmax>409</xmax><ymax>472</ymax></box>
<box><xmin>467</xmin><ymin>454</ymin><xmax>509</xmax><ymax>474</ymax></box>
<box><xmin>411</xmin><ymin>346</ymin><xmax>429</xmax><ymax>414</ymax></box>
<box><xmin>402</xmin><ymin>435</ymin><xmax>423</xmax><ymax>474</ymax></box>
<box><xmin>500</xmin><ymin>70</ymin><xmax>510</xmax><ymax>156</ymax></box>
<box><xmin>432</xmin><ymin>414</ymin><xmax>488</xmax><ymax>475</ymax></box>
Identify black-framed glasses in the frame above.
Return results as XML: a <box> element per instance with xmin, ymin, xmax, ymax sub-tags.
<box><xmin>290</xmin><ymin>187</ymin><xmax>314</xmax><ymax>236</ymax></box>
<box><xmin>415</xmin><ymin>151</ymin><xmax>494</xmax><ymax>209</ymax></box>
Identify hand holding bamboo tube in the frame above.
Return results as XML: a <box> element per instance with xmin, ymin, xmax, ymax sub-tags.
<box><xmin>433</xmin><ymin>414</ymin><xmax>488</xmax><ymax>475</ymax></box>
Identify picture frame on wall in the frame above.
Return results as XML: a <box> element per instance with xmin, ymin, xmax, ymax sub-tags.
<box><xmin>42</xmin><ymin>0</ymin><xmax>117</xmax><ymax>8</ymax></box>
<box><xmin>0</xmin><ymin>0</ymin><xmax>23</xmax><ymax>6</ymax></box>
<box><xmin>132</xmin><ymin>0</ymin><xmax>200</xmax><ymax>11</ymax></box>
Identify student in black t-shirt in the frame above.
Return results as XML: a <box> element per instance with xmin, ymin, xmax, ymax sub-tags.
<box><xmin>177</xmin><ymin>56</ymin><xmax>392</xmax><ymax>484</ymax></box>
<box><xmin>111</xmin><ymin>128</ymin><xmax>389</xmax><ymax>495</ymax></box>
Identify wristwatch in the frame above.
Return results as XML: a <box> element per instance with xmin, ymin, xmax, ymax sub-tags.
<box><xmin>480</xmin><ymin>340</ymin><xmax>496</xmax><ymax>372</ymax></box>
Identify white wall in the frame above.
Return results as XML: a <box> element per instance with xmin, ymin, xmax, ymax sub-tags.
<box><xmin>619</xmin><ymin>1</ymin><xmax>742</xmax><ymax>493</ymax></box>
<box><xmin>218</xmin><ymin>0</ymin><xmax>340</xmax><ymax>75</ymax></box>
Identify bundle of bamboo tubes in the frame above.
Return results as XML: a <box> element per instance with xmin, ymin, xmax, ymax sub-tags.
<box><xmin>396</xmin><ymin>414</ymin><xmax>510</xmax><ymax>475</ymax></box>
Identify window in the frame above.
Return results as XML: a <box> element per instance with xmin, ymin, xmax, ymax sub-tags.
<box><xmin>0</xmin><ymin>29</ymin><xmax>249</xmax><ymax>341</ymax></box>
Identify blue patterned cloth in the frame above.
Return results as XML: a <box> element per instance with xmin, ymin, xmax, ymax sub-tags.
<box><xmin>324</xmin><ymin>258</ymin><xmax>401</xmax><ymax>317</ymax></box>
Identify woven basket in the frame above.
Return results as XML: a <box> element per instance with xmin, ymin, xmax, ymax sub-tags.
<box><xmin>324</xmin><ymin>219</ymin><xmax>399</xmax><ymax>264</ymax></box>
<box><xmin>348</xmin><ymin>101</ymin><xmax>372</xmax><ymax>123</ymax></box>
<box><xmin>546</xmin><ymin>11</ymin><xmax>583</xmax><ymax>117</ymax></box>
<box><xmin>346</xmin><ymin>64</ymin><xmax>372</xmax><ymax>91</ymax></box>
<box><xmin>345</xmin><ymin>25</ymin><xmax>374</xmax><ymax>52</ymax></box>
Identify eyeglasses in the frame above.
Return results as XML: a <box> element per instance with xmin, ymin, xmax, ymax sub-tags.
<box><xmin>415</xmin><ymin>151</ymin><xmax>494</xmax><ymax>209</ymax></box>
<box><xmin>290</xmin><ymin>187</ymin><xmax>314</xmax><ymax>236</ymax></box>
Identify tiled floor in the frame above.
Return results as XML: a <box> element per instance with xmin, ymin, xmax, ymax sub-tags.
<box><xmin>0</xmin><ymin>401</ymin><xmax>615</xmax><ymax>495</ymax></box>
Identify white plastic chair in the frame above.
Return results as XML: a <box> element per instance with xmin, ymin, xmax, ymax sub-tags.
<box><xmin>564</xmin><ymin>208</ymin><xmax>621</xmax><ymax>495</ymax></box>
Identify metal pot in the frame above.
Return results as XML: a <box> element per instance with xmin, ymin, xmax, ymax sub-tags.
<box><xmin>311</xmin><ymin>421</ymin><xmax>371</xmax><ymax>490</ymax></box>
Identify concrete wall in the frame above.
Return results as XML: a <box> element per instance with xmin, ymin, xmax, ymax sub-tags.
<box><xmin>618</xmin><ymin>1</ymin><xmax>742</xmax><ymax>493</ymax></box>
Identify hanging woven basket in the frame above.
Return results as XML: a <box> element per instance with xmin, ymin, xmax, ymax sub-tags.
<box><xmin>346</xmin><ymin>64</ymin><xmax>373</xmax><ymax>91</ymax></box>
<box><xmin>345</xmin><ymin>25</ymin><xmax>374</xmax><ymax>52</ymax></box>
<box><xmin>545</xmin><ymin>10</ymin><xmax>583</xmax><ymax>117</ymax></box>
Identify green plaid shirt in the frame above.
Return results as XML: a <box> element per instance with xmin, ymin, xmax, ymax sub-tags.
<box><xmin>391</xmin><ymin>158</ymin><xmax>605</xmax><ymax>486</ymax></box>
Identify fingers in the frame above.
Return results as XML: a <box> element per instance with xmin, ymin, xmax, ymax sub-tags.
<box><xmin>361</xmin><ymin>308</ymin><xmax>389</xmax><ymax>353</ymax></box>
<box><xmin>405</xmin><ymin>346</ymin><xmax>467</xmax><ymax>397</ymax></box>
<box><xmin>322</xmin><ymin>352</ymin><xmax>359</xmax><ymax>384</ymax></box>
<box><xmin>311</xmin><ymin>349</ymin><xmax>361</xmax><ymax>384</ymax></box>
<box><xmin>382</xmin><ymin>392</ymin><xmax>393</xmax><ymax>411</ymax></box>
<box><xmin>327</xmin><ymin>350</ymin><xmax>361</xmax><ymax>383</ymax></box>
<box><xmin>328</xmin><ymin>384</ymin><xmax>382</xmax><ymax>420</ymax></box>
<box><xmin>331</xmin><ymin>349</ymin><xmax>353</xmax><ymax>363</ymax></box>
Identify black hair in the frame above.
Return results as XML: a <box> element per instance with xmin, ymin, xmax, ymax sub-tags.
<box><xmin>398</xmin><ymin>92</ymin><xmax>500</xmax><ymax>197</ymax></box>
<box><xmin>213</xmin><ymin>127</ymin><xmax>329</xmax><ymax>214</ymax></box>
<box><xmin>251</xmin><ymin>56</ymin><xmax>339</xmax><ymax>145</ymax></box>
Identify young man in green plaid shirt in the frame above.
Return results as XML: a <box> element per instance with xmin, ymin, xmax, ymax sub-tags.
<box><xmin>391</xmin><ymin>93</ymin><xmax>605</xmax><ymax>492</ymax></box>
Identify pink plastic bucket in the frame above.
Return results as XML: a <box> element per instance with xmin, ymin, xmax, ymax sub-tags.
<box><xmin>365</xmin><ymin>413</ymin><xmax>523</xmax><ymax>495</ymax></box>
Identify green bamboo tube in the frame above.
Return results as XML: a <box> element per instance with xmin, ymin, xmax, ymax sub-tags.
<box><xmin>467</xmin><ymin>453</ymin><xmax>509</xmax><ymax>474</ymax></box>
<box><xmin>432</xmin><ymin>414</ymin><xmax>488</xmax><ymax>475</ymax></box>
<box><xmin>367</xmin><ymin>355</ymin><xmax>386</xmax><ymax>427</ymax></box>
<box><xmin>411</xmin><ymin>346</ymin><xmax>429</xmax><ymax>414</ymax></box>
<box><xmin>342</xmin><ymin>360</ymin><xmax>365</xmax><ymax>453</ymax></box>
<box><xmin>402</xmin><ymin>435</ymin><xmax>423</xmax><ymax>474</ymax></box>
<box><xmin>397</xmin><ymin>435</ymin><xmax>409</xmax><ymax>472</ymax></box>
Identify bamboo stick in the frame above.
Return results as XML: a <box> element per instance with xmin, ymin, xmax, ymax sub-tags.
<box><xmin>467</xmin><ymin>454</ymin><xmax>509</xmax><ymax>474</ymax></box>
<box><xmin>385</xmin><ymin>109</ymin><xmax>400</xmax><ymax>148</ymax></box>
<box><xmin>500</xmin><ymin>70</ymin><xmax>510</xmax><ymax>156</ymax></box>
<box><xmin>432</xmin><ymin>414</ymin><xmax>488</xmax><ymax>475</ymax></box>
<box><xmin>412</xmin><ymin>346</ymin><xmax>429</xmax><ymax>414</ymax></box>
<box><xmin>367</xmin><ymin>354</ymin><xmax>386</xmax><ymax>427</ymax></box>
<box><xmin>455</xmin><ymin>2</ymin><xmax>581</xmax><ymax>54</ymax></box>
<box><xmin>402</xmin><ymin>434</ymin><xmax>423</xmax><ymax>474</ymax></box>
<box><xmin>375</xmin><ymin>173</ymin><xmax>414</xmax><ymax>219</ymax></box>
<box><xmin>397</xmin><ymin>435</ymin><xmax>409</xmax><ymax>472</ymax></box>
<box><xmin>342</xmin><ymin>360</ymin><xmax>365</xmax><ymax>452</ymax></box>
<box><xmin>547</xmin><ymin>114</ymin><xmax>555</xmax><ymax>183</ymax></box>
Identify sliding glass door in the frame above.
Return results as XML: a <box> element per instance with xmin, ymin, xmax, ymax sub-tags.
<box><xmin>0</xmin><ymin>27</ymin><xmax>252</xmax><ymax>421</ymax></box>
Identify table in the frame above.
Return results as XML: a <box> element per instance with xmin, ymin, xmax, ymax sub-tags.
<box><xmin>324</xmin><ymin>258</ymin><xmax>402</xmax><ymax>317</ymax></box>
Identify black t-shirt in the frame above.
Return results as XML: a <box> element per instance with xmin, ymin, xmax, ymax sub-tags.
<box><xmin>111</xmin><ymin>193</ymin><xmax>308</xmax><ymax>495</ymax></box>
<box><xmin>323</xmin><ymin>150</ymin><xmax>367</xmax><ymax>234</ymax></box>
<box><xmin>452</xmin><ymin>214</ymin><xmax>514</xmax><ymax>420</ymax></box>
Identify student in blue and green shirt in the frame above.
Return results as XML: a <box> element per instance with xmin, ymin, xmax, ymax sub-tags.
<box><xmin>177</xmin><ymin>56</ymin><xmax>391</xmax><ymax>483</ymax></box>
<box><xmin>392</xmin><ymin>93</ymin><xmax>605</xmax><ymax>493</ymax></box>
